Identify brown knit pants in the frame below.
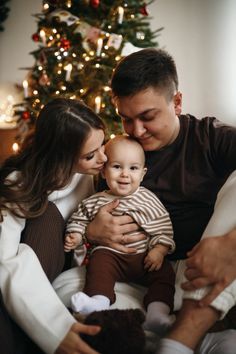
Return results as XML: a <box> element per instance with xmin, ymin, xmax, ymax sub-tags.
<box><xmin>0</xmin><ymin>202</ymin><xmax>66</xmax><ymax>354</ymax></box>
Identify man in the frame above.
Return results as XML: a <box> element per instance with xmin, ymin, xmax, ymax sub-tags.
<box><xmin>86</xmin><ymin>48</ymin><xmax>236</xmax><ymax>354</ymax></box>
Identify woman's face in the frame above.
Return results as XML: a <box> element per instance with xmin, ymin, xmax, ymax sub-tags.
<box><xmin>76</xmin><ymin>128</ymin><xmax>107</xmax><ymax>175</ymax></box>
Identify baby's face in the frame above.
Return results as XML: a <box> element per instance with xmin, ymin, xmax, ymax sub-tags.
<box><xmin>103</xmin><ymin>140</ymin><xmax>147</xmax><ymax>197</ymax></box>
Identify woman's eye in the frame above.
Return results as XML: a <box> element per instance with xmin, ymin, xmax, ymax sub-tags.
<box><xmin>85</xmin><ymin>154</ymin><xmax>94</xmax><ymax>161</ymax></box>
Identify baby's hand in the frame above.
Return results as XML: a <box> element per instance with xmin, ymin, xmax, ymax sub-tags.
<box><xmin>144</xmin><ymin>244</ymin><xmax>168</xmax><ymax>272</ymax></box>
<box><xmin>64</xmin><ymin>233</ymin><xmax>82</xmax><ymax>252</ymax></box>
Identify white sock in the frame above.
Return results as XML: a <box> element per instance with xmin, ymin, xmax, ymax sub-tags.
<box><xmin>71</xmin><ymin>292</ymin><xmax>110</xmax><ymax>314</ymax></box>
<box><xmin>156</xmin><ymin>338</ymin><xmax>194</xmax><ymax>354</ymax></box>
<box><xmin>143</xmin><ymin>302</ymin><xmax>175</xmax><ymax>335</ymax></box>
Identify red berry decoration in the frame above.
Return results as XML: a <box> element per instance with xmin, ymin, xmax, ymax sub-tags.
<box><xmin>85</xmin><ymin>242</ymin><xmax>92</xmax><ymax>249</ymax></box>
<box><xmin>32</xmin><ymin>33</ymin><xmax>40</xmax><ymax>42</ymax></box>
<box><xmin>140</xmin><ymin>4</ymin><xmax>149</xmax><ymax>16</ymax></box>
<box><xmin>60</xmin><ymin>39</ymin><xmax>71</xmax><ymax>50</ymax></box>
<box><xmin>90</xmin><ymin>0</ymin><xmax>100</xmax><ymax>8</ymax></box>
<box><xmin>82</xmin><ymin>257</ymin><xmax>89</xmax><ymax>266</ymax></box>
<box><xmin>22</xmin><ymin>111</ymin><xmax>30</xmax><ymax>121</ymax></box>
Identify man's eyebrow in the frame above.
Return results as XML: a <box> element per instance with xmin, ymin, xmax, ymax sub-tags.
<box><xmin>118</xmin><ymin>108</ymin><xmax>157</xmax><ymax>119</ymax></box>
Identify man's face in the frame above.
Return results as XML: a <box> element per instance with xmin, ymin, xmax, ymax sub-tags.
<box><xmin>115</xmin><ymin>87</ymin><xmax>182</xmax><ymax>151</ymax></box>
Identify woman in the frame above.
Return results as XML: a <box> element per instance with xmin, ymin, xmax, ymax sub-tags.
<box><xmin>0</xmin><ymin>98</ymin><xmax>108</xmax><ymax>354</ymax></box>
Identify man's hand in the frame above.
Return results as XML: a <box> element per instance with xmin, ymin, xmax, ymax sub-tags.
<box><xmin>182</xmin><ymin>229</ymin><xmax>236</xmax><ymax>306</ymax></box>
<box><xmin>55</xmin><ymin>322</ymin><xmax>100</xmax><ymax>354</ymax></box>
<box><xmin>86</xmin><ymin>199</ymin><xmax>146</xmax><ymax>253</ymax></box>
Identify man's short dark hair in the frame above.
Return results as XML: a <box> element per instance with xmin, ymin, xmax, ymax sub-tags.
<box><xmin>111</xmin><ymin>48</ymin><xmax>178</xmax><ymax>101</ymax></box>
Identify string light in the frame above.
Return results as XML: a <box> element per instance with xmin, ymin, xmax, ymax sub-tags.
<box><xmin>22</xmin><ymin>80</ymin><xmax>29</xmax><ymax>98</ymax></box>
<box><xmin>95</xmin><ymin>96</ymin><xmax>101</xmax><ymax>114</ymax></box>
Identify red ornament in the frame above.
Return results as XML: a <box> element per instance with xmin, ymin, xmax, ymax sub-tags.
<box><xmin>32</xmin><ymin>33</ymin><xmax>40</xmax><ymax>42</ymax></box>
<box><xmin>82</xmin><ymin>257</ymin><xmax>89</xmax><ymax>266</ymax></box>
<box><xmin>22</xmin><ymin>111</ymin><xmax>30</xmax><ymax>121</ymax></box>
<box><xmin>90</xmin><ymin>0</ymin><xmax>100</xmax><ymax>8</ymax></box>
<box><xmin>85</xmin><ymin>242</ymin><xmax>92</xmax><ymax>249</ymax></box>
<box><xmin>140</xmin><ymin>4</ymin><xmax>149</xmax><ymax>16</ymax></box>
<box><xmin>60</xmin><ymin>38</ymin><xmax>71</xmax><ymax>50</ymax></box>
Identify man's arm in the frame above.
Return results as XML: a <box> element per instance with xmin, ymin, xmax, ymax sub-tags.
<box><xmin>86</xmin><ymin>199</ymin><xmax>147</xmax><ymax>253</ymax></box>
<box><xmin>182</xmin><ymin>228</ymin><xmax>236</xmax><ymax>306</ymax></box>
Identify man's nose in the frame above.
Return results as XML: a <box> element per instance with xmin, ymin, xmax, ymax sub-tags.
<box><xmin>133</xmin><ymin>120</ymin><xmax>146</xmax><ymax>137</ymax></box>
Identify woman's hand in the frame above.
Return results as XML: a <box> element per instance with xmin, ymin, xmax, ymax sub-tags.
<box><xmin>182</xmin><ymin>229</ymin><xmax>236</xmax><ymax>306</ymax></box>
<box><xmin>86</xmin><ymin>199</ymin><xmax>146</xmax><ymax>253</ymax></box>
<box><xmin>55</xmin><ymin>322</ymin><xmax>100</xmax><ymax>354</ymax></box>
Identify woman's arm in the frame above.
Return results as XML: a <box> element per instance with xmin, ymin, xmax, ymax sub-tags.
<box><xmin>0</xmin><ymin>211</ymin><xmax>84</xmax><ymax>354</ymax></box>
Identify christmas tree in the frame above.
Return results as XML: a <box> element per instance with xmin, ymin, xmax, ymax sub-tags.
<box><xmin>16</xmin><ymin>0</ymin><xmax>162</xmax><ymax>140</ymax></box>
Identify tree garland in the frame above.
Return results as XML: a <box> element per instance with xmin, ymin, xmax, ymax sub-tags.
<box><xmin>0</xmin><ymin>0</ymin><xmax>10</xmax><ymax>31</ymax></box>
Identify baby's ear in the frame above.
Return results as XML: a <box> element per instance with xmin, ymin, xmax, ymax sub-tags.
<box><xmin>141</xmin><ymin>167</ymin><xmax>147</xmax><ymax>181</ymax></box>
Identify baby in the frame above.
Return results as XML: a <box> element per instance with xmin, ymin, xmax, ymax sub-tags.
<box><xmin>65</xmin><ymin>135</ymin><xmax>176</xmax><ymax>335</ymax></box>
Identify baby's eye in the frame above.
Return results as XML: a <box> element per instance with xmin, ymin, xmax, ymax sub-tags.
<box><xmin>112</xmin><ymin>164</ymin><xmax>121</xmax><ymax>169</ymax></box>
<box><xmin>130</xmin><ymin>166</ymin><xmax>139</xmax><ymax>170</ymax></box>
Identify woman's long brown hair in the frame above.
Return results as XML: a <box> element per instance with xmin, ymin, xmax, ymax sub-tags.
<box><xmin>0</xmin><ymin>98</ymin><xmax>105</xmax><ymax>221</ymax></box>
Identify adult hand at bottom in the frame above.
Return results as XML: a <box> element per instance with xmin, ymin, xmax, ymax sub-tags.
<box><xmin>55</xmin><ymin>322</ymin><xmax>100</xmax><ymax>354</ymax></box>
<box><xmin>182</xmin><ymin>229</ymin><xmax>236</xmax><ymax>306</ymax></box>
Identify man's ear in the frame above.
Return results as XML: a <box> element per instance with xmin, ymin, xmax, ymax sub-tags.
<box><xmin>174</xmin><ymin>91</ymin><xmax>182</xmax><ymax>116</ymax></box>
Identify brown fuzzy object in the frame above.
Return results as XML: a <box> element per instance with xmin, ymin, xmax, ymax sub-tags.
<box><xmin>80</xmin><ymin>309</ymin><xmax>146</xmax><ymax>354</ymax></box>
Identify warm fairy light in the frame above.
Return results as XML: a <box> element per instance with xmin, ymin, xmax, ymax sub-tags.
<box><xmin>130</xmin><ymin>14</ymin><xmax>135</xmax><ymax>19</ymax></box>
<box><xmin>66</xmin><ymin>0</ymin><xmax>72</xmax><ymax>7</ymax></box>
<box><xmin>89</xmin><ymin>50</ymin><xmax>95</xmax><ymax>56</ymax></box>
<box><xmin>49</xmin><ymin>35</ymin><xmax>53</xmax><ymax>40</ymax></box>
<box><xmin>43</xmin><ymin>3</ymin><xmax>49</xmax><ymax>10</ymax></box>
<box><xmin>95</xmin><ymin>96</ymin><xmax>101</xmax><ymax>114</ymax></box>
<box><xmin>118</xmin><ymin>6</ymin><xmax>124</xmax><ymax>24</ymax></box>
<box><xmin>105</xmin><ymin>33</ymin><xmax>110</xmax><ymax>37</ymax></box>
<box><xmin>80</xmin><ymin>89</ymin><xmax>84</xmax><ymax>93</ymax></box>
<box><xmin>39</xmin><ymin>29</ymin><xmax>46</xmax><ymax>44</ymax></box>
<box><xmin>12</xmin><ymin>142</ymin><xmax>19</xmax><ymax>153</ymax></box>
<box><xmin>110</xmin><ymin>134</ymin><xmax>116</xmax><ymax>139</ymax></box>
<box><xmin>96</xmin><ymin>38</ymin><xmax>103</xmax><ymax>56</ymax></box>
<box><xmin>63</xmin><ymin>51</ymin><xmax>68</xmax><ymax>57</ymax></box>
<box><xmin>104</xmin><ymin>45</ymin><xmax>108</xmax><ymax>50</ymax></box>
<box><xmin>57</xmin><ymin>70</ymin><xmax>62</xmax><ymax>74</ymax></box>
<box><xmin>72</xmin><ymin>53</ymin><xmax>76</xmax><ymax>57</ymax></box>
<box><xmin>57</xmin><ymin>55</ymin><xmax>62</xmax><ymax>60</ymax></box>
<box><xmin>60</xmin><ymin>48</ymin><xmax>65</xmax><ymax>52</ymax></box>
<box><xmin>54</xmin><ymin>51</ymin><xmax>59</xmax><ymax>56</ymax></box>
<box><xmin>64</xmin><ymin>63</ymin><xmax>72</xmax><ymax>81</ymax></box>
<box><xmin>61</xmin><ymin>86</ymin><xmax>67</xmax><ymax>91</ymax></box>
<box><xmin>95</xmin><ymin>63</ymin><xmax>100</xmax><ymax>68</ymax></box>
<box><xmin>55</xmin><ymin>90</ymin><xmax>60</xmax><ymax>95</ymax></box>
<box><xmin>22</xmin><ymin>80</ymin><xmax>28</xmax><ymax>98</ymax></box>
<box><xmin>52</xmin><ymin>28</ymin><xmax>57</xmax><ymax>33</ymax></box>
<box><xmin>58</xmin><ymin>63</ymin><xmax>63</xmax><ymax>67</ymax></box>
<box><xmin>104</xmin><ymin>86</ymin><xmax>110</xmax><ymax>92</ymax></box>
<box><xmin>38</xmin><ymin>65</ymin><xmax>43</xmax><ymax>71</ymax></box>
<box><xmin>85</xmin><ymin>56</ymin><xmax>90</xmax><ymax>61</ymax></box>
<box><xmin>115</xmin><ymin>55</ymin><xmax>121</xmax><ymax>61</ymax></box>
<box><xmin>33</xmin><ymin>90</ymin><xmax>38</xmax><ymax>95</ymax></box>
